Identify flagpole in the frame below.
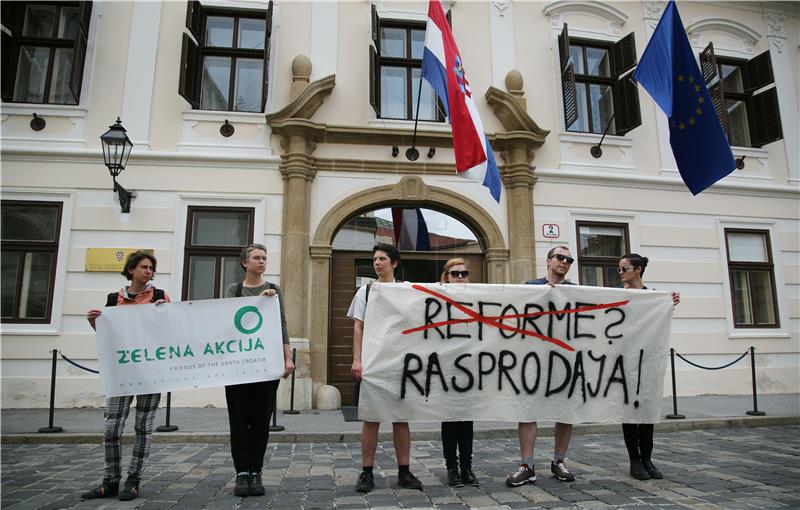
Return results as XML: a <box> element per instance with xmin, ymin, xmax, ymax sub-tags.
<box><xmin>406</xmin><ymin>76</ymin><xmax>424</xmax><ymax>161</ymax></box>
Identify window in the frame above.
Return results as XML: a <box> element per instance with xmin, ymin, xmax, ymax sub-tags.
<box><xmin>725</xmin><ymin>229</ymin><xmax>779</xmax><ymax>328</ymax></box>
<box><xmin>576</xmin><ymin>221</ymin><xmax>629</xmax><ymax>287</ymax></box>
<box><xmin>182</xmin><ymin>207</ymin><xmax>254</xmax><ymax>300</ymax></box>
<box><xmin>369</xmin><ymin>5</ymin><xmax>442</xmax><ymax>121</ymax></box>
<box><xmin>558</xmin><ymin>24</ymin><xmax>641</xmax><ymax>135</ymax></box>
<box><xmin>1</xmin><ymin>201</ymin><xmax>62</xmax><ymax>323</ymax></box>
<box><xmin>1</xmin><ymin>1</ymin><xmax>91</xmax><ymax>104</ymax></box>
<box><xmin>700</xmin><ymin>43</ymin><xmax>783</xmax><ymax>148</ymax></box>
<box><xmin>179</xmin><ymin>1</ymin><xmax>272</xmax><ymax>112</ymax></box>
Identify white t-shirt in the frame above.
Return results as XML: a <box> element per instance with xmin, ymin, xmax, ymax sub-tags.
<box><xmin>347</xmin><ymin>284</ymin><xmax>368</xmax><ymax>322</ymax></box>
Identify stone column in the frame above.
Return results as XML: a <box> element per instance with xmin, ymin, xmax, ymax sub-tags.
<box><xmin>308</xmin><ymin>244</ymin><xmax>333</xmax><ymax>393</ymax></box>
<box><xmin>500</xmin><ymin>145</ymin><xmax>537</xmax><ymax>283</ymax></box>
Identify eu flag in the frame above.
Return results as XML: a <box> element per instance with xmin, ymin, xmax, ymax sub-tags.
<box><xmin>633</xmin><ymin>1</ymin><xmax>735</xmax><ymax>195</ymax></box>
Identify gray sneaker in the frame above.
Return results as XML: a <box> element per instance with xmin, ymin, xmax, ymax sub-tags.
<box><xmin>551</xmin><ymin>461</ymin><xmax>576</xmax><ymax>482</ymax></box>
<box><xmin>505</xmin><ymin>464</ymin><xmax>536</xmax><ymax>487</ymax></box>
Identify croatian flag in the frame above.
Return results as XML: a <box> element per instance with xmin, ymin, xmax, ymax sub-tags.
<box><xmin>421</xmin><ymin>0</ymin><xmax>502</xmax><ymax>203</ymax></box>
<box><xmin>392</xmin><ymin>208</ymin><xmax>431</xmax><ymax>251</ymax></box>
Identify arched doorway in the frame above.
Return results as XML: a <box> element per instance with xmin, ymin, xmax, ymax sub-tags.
<box><xmin>329</xmin><ymin>207</ymin><xmax>485</xmax><ymax>404</ymax></box>
<box><xmin>308</xmin><ymin>177</ymin><xmax>509</xmax><ymax>405</ymax></box>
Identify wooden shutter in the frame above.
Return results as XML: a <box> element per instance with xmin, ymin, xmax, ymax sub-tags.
<box><xmin>186</xmin><ymin>0</ymin><xmax>203</xmax><ymax>42</ymax></box>
<box><xmin>611</xmin><ymin>32</ymin><xmax>636</xmax><ymax>79</ymax></box>
<box><xmin>742</xmin><ymin>51</ymin><xmax>774</xmax><ymax>93</ymax></box>
<box><xmin>1</xmin><ymin>2</ymin><xmax>23</xmax><ymax>35</ymax></box>
<box><xmin>612</xmin><ymin>76</ymin><xmax>641</xmax><ymax>135</ymax></box>
<box><xmin>68</xmin><ymin>2</ymin><xmax>92</xmax><ymax>103</ymax></box>
<box><xmin>178</xmin><ymin>32</ymin><xmax>201</xmax><ymax>108</ymax></box>
<box><xmin>446</xmin><ymin>8</ymin><xmax>452</xmax><ymax>28</ymax></box>
<box><xmin>1</xmin><ymin>30</ymin><xmax>17</xmax><ymax>101</ymax></box>
<box><xmin>747</xmin><ymin>87</ymin><xmax>783</xmax><ymax>148</ymax></box>
<box><xmin>369</xmin><ymin>4</ymin><xmax>380</xmax><ymax>116</ymax></box>
<box><xmin>261</xmin><ymin>0</ymin><xmax>273</xmax><ymax>112</ymax></box>
<box><xmin>700</xmin><ymin>43</ymin><xmax>729</xmax><ymax>134</ymax></box>
<box><xmin>561</xmin><ymin>64</ymin><xmax>578</xmax><ymax>129</ymax></box>
<box><xmin>699</xmin><ymin>42</ymin><xmax>718</xmax><ymax>84</ymax></box>
<box><xmin>558</xmin><ymin>23</ymin><xmax>570</xmax><ymax>72</ymax></box>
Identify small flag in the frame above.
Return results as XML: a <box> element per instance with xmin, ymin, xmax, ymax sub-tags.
<box><xmin>633</xmin><ymin>0</ymin><xmax>735</xmax><ymax>195</ymax></box>
<box><xmin>392</xmin><ymin>208</ymin><xmax>431</xmax><ymax>251</ymax></box>
<box><xmin>421</xmin><ymin>0</ymin><xmax>502</xmax><ymax>202</ymax></box>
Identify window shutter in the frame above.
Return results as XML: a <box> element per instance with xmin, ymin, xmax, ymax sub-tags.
<box><xmin>742</xmin><ymin>50</ymin><xmax>774</xmax><ymax>93</ymax></box>
<box><xmin>371</xmin><ymin>4</ymin><xmax>379</xmax><ymax>50</ymax></box>
<box><xmin>369</xmin><ymin>45</ymin><xmax>380</xmax><ymax>116</ymax></box>
<box><xmin>747</xmin><ymin>87</ymin><xmax>783</xmax><ymax>148</ymax></box>
<box><xmin>1</xmin><ymin>2</ymin><xmax>23</xmax><ymax>35</ymax></box>
<box><xmin>446</xmin><ymin>8</ymin><xmax>452</xmax><ymax>28</ymax></box>
<box><xmin>561</xmin><ymin>63</ymin><xmax>578</xmax><ymax>129</ymax></box>
<box><xmin>699</xmin><ymin>42</ymin><xmax>718</xmax><ymax>84</ymax></box>
<box><xmin>611</xmin><ymin>32</ymin><xmax>637</xmax><ymax>78</ymax></box>
<box><xmin>707</xmin><ymin>82</ymin><xmax>729</xmax><ymax>134</ymax></box>
<box><xmin>79</xmin><ymin>1</ymin><xmax>93</xmax><ymax>35</ymax></box>
<box><xmin>68</xmin><ymin>3</ymin><xmax>92</xmax><ymax>103</ymax></box>
<box><xmin>612</xmin><ymin>76</ymin><xmax>641</xmax><ymax>135</ymax></box>
<box><xmin>186</xmin><ymin>0</ymin><xmax>203</xmax><ymax>42</ymax></box>
<box><xmin>1</xmin><ymin>30</ymin><xmax>17</xmax><ymax>101</ymax></box>
<box><xmin>558</xmin><ymin>23</ymin><xmax>570</xmax><ymax>72</ymax></box>
<box><xmin>261</xmin><ymin>0</ymin><xmax>273</xmax><ymax>112</ymax></box>
<box><xmin>179</xmin><ymin>32</ymin><xmax>201</xmax><ymax>108</ymax></box>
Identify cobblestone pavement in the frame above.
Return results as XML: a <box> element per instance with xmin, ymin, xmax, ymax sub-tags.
<box><xmin>2</xmin><ymin>426</ymin><xmax>798</xmax><ymax>510</ymax></box>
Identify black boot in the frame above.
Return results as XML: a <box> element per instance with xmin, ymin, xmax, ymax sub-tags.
<box><xmin>642</xmin><ymin>459</ymin><xmax>663</xmax><ymax>479</ymax></box>
<box><xmin>629</xmin><ymin>458</ymin><xmax>651</xmax><ymax>480</ymax></box>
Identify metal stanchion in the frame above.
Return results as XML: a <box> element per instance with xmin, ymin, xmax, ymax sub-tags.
<box><xmin>746</xmin><ymin>346</ymin><xmax>766</xmax><ymax>416</ymax></box>
<box><xmin>39</xmin><ymin>350</ymin><xmax>63</xmax><ymax>433</ymax></box>
<box><xmin>665</xmin><ymin>348</ymin><xmax>685</xmax><ymax>419</ymax></box>
<box><xmin>284</xmin><ymin>348</ymin><xmax>299</xmax><ymax>415</ymax></box>
<box><xmin>269</xmin><ymin>397</ymin><xmax>284</xmax><ymax>432</ymax></box>
<box><xmin>156</xmin><ymin>392</ymin><xmax>179</xmax><ymax>432</ymax></box>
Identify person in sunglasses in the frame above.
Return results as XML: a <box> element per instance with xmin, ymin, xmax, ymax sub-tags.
<box><xmin>617</xmin><ymin>253</ymin><xmax>680</xmax><ymax>480</ymax></box>
<box><xmin>438</xmin><ymin>258</ymin><xmax>479</xmax><ymax>488</ymax></box>
<box><xmin>506</xmin><ymin>246</ymin><xmax>577</xmax><ymax>487</ymax></box>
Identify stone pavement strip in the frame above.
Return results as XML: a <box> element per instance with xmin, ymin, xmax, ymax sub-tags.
<box><xmin>2</xmin><ymin>426</ymin><xmax>798</xmax><ymax>510</ymax></box>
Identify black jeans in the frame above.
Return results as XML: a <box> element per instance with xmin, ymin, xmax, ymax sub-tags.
<box><xmin>622</xmin><ymin>423</ymin><xmax>654</xmax><ymax>461</ymax></box>
<box><xmin>225</xmin><ymin>379</ymin><xmax>280</xmax><ymax>474</ymax></box>
<box><xmin>441</xmin><ymin>421</ymin><xmax>473</xmax><ymax>471</ymax></box>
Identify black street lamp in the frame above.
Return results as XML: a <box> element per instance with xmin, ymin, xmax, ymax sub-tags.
<box><xmin>100</xmin><ymin>117</ymin><xmax>135</xmax><ymax>213</ymax></box>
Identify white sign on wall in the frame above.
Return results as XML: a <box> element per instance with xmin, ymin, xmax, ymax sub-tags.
<box><xmin>359</xmin><ymin>283</ymin><xmax>673</xmax><ymax>424</ymax></box>
<box><xmin>542</xmin><ymin>224</ymin><xmax>560</xmax><ymax>238</ymax></box>
<box><xmin>95</xmin><ymin>296</ymin><xmax>285</xmax><ymax>397</ymax></box>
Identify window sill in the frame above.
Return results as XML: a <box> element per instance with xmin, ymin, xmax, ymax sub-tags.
<box><xmin>1</xmin><ymin>103</ymin><xmax>88</xmax><ymax>118</ymax></box>
<box><xmin>183</xmin><ymin>109</ymin><xmax>266</xmax><ymax>124</ymax></box>
<box><xmin>559</xmin><ymin>131</ymin><xmax>633</xmax><ymax>147</ymax></box>
<box><xmin>728</xmin><ymin>331</ymin><xmax>790</xmax><ymax>340</ymax></box>
<box><xmin>0</xmin><ymin>324</ymin><xmax>60</xmax><ymax>336</ymax></box>
<box><xmin>368</xmin><ymin>118</ymin><xmax>451</xmax><ymax>132</ymax></box>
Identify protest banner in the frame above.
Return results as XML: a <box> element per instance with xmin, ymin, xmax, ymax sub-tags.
<box><xmin>95</xmin><ymin>296</ymin><xmax>285</xmax><ymax>397</ymax></box>
<box><xmin>359</xmin><ymin>283</ymin><xmax>673</xmax><ymax>424</ymax></box>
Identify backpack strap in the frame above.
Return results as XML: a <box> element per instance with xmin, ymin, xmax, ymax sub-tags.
<box><xmin>235</xmin><ymin>282</ymin><xmax>244</xmax><ymax>297</ymax></box>
<box><xmin>365</xmin><ymin>282</ymin><xmax>374</xmax><ymax>304</ymax></box>
<box><xmin>151</xmin><ymin>288</ymin><xmax>165</xmax><ymax>302</ymax></box>
<box><xmin>105</xmin><ymin>292</ymin><xmax>118</xmax><ymax>307</ymax></box>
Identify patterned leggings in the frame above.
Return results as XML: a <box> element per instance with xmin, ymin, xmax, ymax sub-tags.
<box><xmin>103</xmin><ymin>393</ymin><xmax>161</xmax><ymax>481</ymax></box>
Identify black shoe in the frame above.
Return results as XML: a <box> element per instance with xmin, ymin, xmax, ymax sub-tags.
<box><xmin>460</xmin><ymin>469</ymin><xmax>479</xmax><ymax>486</ymax></box>
<box><xmin>81</xmin><ymin>479</ymin><xmax>119</xmax><ymax>499</ymax></box>
<box><xmin>355</xmin><ymin>470</ymin><xmax>374</xmax><ymax>493</ymax></box>
<box><xmin>550</xmin><ymin>461</ymin><xmax>576</xmax><ymax>482</ymax></box>
<box><xmin>446</xmin><ymin>468</ymin><xmax>463</xmax><ymax>487</ymax></box>
<box><xmin>629</xmin><ymin>459</ymin><xmax>651</xmax><ymax>480</ymax></box>
<box><xmin>118</xmin><ymin>477</ymin><xmax>140</xmax><ymax>501</ymax></box>
<box><xmin>642</xmin><ymin>459</ymin><xmax>663</xmax><ymax>479</ymax></box>
<box><xmin>397</xmin><ymin>470</ymin><xmax>423</xmax><ymax>490</ymax></box>
<box><xmin>234</xmin><ymin>474</ymin><xmax>251</xmax><ymax>497</ymax></box>
<box><xmin>505</xmin><ymin>464</ymin><xmax>536</xmax><ymax>487</ymax></box>
<box><xmin>249</xmin><ymin>472</ymin><xmax>266</xmax><ymax>496</ymax></box>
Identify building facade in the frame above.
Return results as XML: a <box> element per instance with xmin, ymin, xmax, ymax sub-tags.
<box><xmin>2</xmin><ymin>0</ymin><xmax>798</xmax><ymax>409</ymax></box>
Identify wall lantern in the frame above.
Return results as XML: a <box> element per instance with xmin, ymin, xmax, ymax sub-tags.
<box><xmin>100</xmin><ymin>117</ymin><xmax>135</xmax><ymax>213</ymax></box>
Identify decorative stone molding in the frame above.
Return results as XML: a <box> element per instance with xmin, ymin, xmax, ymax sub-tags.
<box><xmin>491</xmin><ymin>0</ymin><xmax>511</xmax><ymax>17</ymax></box>
<box><xmin>485</xmin><ymin>86</ymin><xmax>549</xmax><ymax>141</ymax></box>
<box><xmin>686</xmin><ymin>17</ymin><xmax>761</xmax><ymax>53</ymax></box>
<box><xmin>543</xmin><ymin>0</ymin><xmax>628</xmax><ymax>33</ymax></box>
<box><xmin>290</xmin><ymin>54</ymin><xmax>312</xmax><ymax>100</ymax></box>
<box><xmin>266</xmin><ymin>73</ymin><xmax>335</xmax><ymax>123</ymax></box>
<box><xmin>643</xmin><ymin>1</ymin><xmax>666</xmax><ymax>31</ymax></box>
<box><xmin>765</xmin><ymin>11</ymin><xmax>786</xmax><ymax>52</ymax></box>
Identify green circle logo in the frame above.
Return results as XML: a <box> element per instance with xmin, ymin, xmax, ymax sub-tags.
<box><xmin>234</xmin><ymin>306</ymin><xmax>263</xmax><ymax>334</ymax></box>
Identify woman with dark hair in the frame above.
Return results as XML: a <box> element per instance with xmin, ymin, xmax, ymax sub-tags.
<box><xmin>438</xmin><ymin>258</ymin><xmax>479</xmax><ymax>487</ymax></box>
<box><xmin>618</xmin><ymin>253</ymin><xmax>680</xmax><ymax>480</ymax></box>
<box><xmin>223</xmin><ymin>243</ymin><xmax>294</xmax><ymax>497</ymax></box>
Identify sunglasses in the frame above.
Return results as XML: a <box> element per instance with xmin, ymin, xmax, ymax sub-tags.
<box><xmin>617</xmin><ymin>266</ymin><xmax>633</xmax><ymax>274</ymax></box>
<box><xmin>551</xmin><ymin>254</ymin><xmax>574</xmax><ymax>264</ymax></box>
<box><xmin>449</xmin><ymin>270</ymin><xmax>469</xmax><ymax>278</ymax></box>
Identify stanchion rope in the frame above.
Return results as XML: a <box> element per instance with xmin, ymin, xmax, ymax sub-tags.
<box><xmin>674</xmin><ymin>350</ymin><xmax>748</xmax><ymax>371</ymax></box>
<box><xmin>57</xmin><ymin>350</ymin><xmax>99</xmax><ymax>374</ymax></box>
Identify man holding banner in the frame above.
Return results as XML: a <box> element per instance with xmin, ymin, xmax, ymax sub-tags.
<box><xmin>349</xmin><ymin>244</ymin><xmax>423</xmax><ymax>493</ymax></box>
<box><xmin>82</xmin><ymin>251</ymin><xmax>169</xmax><ymax>502</ymax></box>
<box><xmin>507</xmin><ymin>246</ymin><xmax>578</xmax><ymax>486</ymax></box>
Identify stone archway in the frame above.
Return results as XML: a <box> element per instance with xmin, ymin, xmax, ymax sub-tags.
<box><xmin>307</xmin><ymin>176</ymin><xmax>510</xmax><ymax>394</ymax></box>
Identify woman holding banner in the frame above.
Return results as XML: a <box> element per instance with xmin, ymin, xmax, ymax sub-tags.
<box><xmin>438</xmin><ymin>258</ymin><xmax>479</xmax><ymax>487</ymax></box>
<box><xmin>223</xmin><ymin>243</ymin><xmax>294</xmax><ymax>497</ymax></box>
<box><xmin>618</xmin><ymin>253</ymin><xmax>680</xmax><ymax>480</ymax></box>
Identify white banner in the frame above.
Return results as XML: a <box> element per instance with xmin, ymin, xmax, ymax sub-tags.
<box><xmin>95</xmin><ymin>296</ymin><xmax>285</xmax><ymax>397</ymax></box>
<box><xmin>359</xmin><ymin>283</ymin><xmax>673</xmax><ymax>424</ymax></box>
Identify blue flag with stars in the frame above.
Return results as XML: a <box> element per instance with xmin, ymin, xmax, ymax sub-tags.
<box><xmin>633</xmin><ymin>0</ymin><xmax>735</xmax><ymax>195</ymax></box>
